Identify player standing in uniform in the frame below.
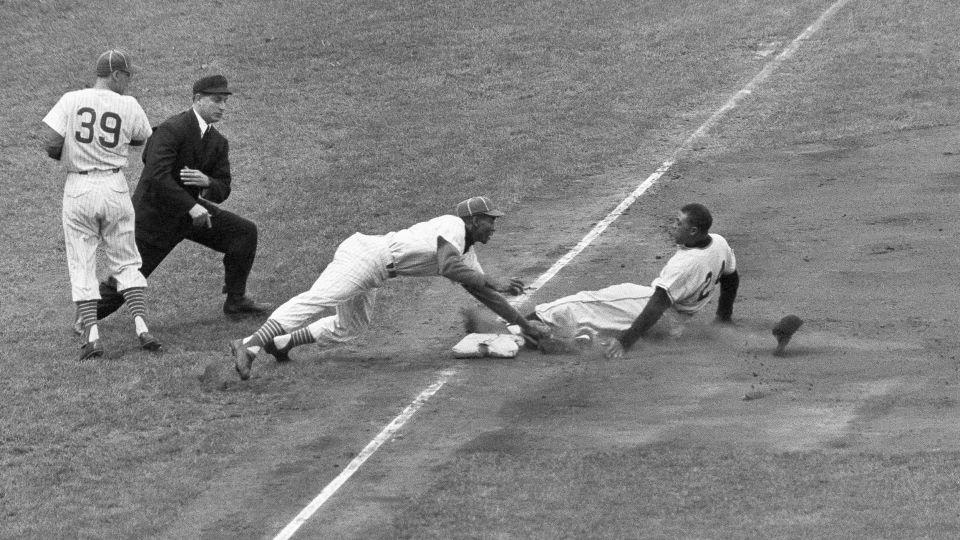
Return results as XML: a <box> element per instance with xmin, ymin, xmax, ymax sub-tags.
<box><xmin>527</xmin><ymin>203</ymin><xmax>739</xmax><ymax>359</ymax></box>
<box><xmin>228</xmin><ymin>196</ymin><xmax>547</xmax><ymax>380</ymax></box>
<box><xmin>42</xmin><ymin>50</ymin><xmax>161</xmax><ymax>361</ymax></box>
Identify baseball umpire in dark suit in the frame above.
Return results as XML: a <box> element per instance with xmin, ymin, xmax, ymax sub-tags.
<box><xmin>91</xmin><ymin>75</ymin><xmax>271</xmax><ymax>324</ymax></box>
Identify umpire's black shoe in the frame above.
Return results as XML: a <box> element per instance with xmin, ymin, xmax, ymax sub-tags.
<box><xmin>139</xmin><ymin>332</ymin><xmax>162</xmax><ymax>352</ymax></box>
<box><xmin>76</xmin><ymin>339</ymin><xmax>104</xmax><ymax>361</ymax></box>
<box><xmin>263</xmin><ymin>338</ymin><xmax>292</xmax><ymax>363</ymax></box>
<box><xmin>230</xmin><ymin>339</ymin><xmax>255</xmax><ymax>380</ymax></box>
<box><xmin>223</xmin><ymin>296</ymin><xmax>273</xmax><ymax>319</ymax></box>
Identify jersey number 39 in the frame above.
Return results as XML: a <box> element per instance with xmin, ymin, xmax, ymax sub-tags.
<box><xmin>75</xmin><ymin>107</ymin><xmax>122</xmax><ymax>148</ymax></box>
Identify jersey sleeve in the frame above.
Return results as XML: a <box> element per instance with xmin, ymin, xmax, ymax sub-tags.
<box><xmin>723</xmin><ymin>245</ymin><xmax>737</xmax><ymax>275</ymax></box>
<box><xmin>434</xmin><ymin>215</ymin><xmax>467</xmax><ymax>255</ymax></box>
<box><xmin>42</xmin><ymin>95</ymin><xmax>68</xmax><ymax>136</ymax></box>
<box><xmin>650</xmin><ymin>257</ymin><xmax>698</xmax><ymax>304</ymax></box>
<box><xmin>462</xmin><ymin>246</ymin><xmax>483</xmax><ymax>274</ymax></box>
<box><xmin>127</xmin><ymin>98</ymin><xmax>153</xmax><ymax>142</ymax></box>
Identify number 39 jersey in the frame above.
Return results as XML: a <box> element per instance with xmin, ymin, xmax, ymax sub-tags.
<box><xmin>651</xmin><ymin>233</ymin><xmax>737</xmax><ymax>315</ymax></box>
<box><xmin>43</xmin><ymin>88</ymin><xmax>152</xmax><ymax>173</ymax></box>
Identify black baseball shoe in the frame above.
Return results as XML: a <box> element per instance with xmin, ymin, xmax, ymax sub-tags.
<box><xmin>76</xmin><ymin>338</ymin><xmax>104</xmax><ymax>361</ymax></box>
<box><xmin>223</xmin><ymin>296</ymin><xmax>273</xmax><ymax>319</ymax></box>
<box><xmin>263</xmin><ymin>338</ymin><xmax>292</xmax><ymax>363</ymax></box>
<box><xmin>230</xmin><ymin>339</ymin><xmax>255</xmax><ymax>380</ymax></box>
<box><xmin>138</xmin><ymin>332</ymin><xmax>162</xmax><ymax>352</ymax></box>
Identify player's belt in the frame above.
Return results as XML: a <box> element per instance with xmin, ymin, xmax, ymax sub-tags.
<box><xmin>77</xmin><ymin>168</ymin><xmax>121</xmax><ymax>175</ymax></box>
<box><xmin>386</xmin><ymin>262</ymin><xmax>397</xmax><ymax>278</ymax></box>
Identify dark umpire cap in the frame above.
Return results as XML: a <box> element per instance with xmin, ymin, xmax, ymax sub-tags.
<box><xmin>455</xmin><ymin>196</ymin><xmax>504</xmax><ymax>217</ymax></box>
<box><xmin>96</xmin><ymin>50</ymin><xmax>138</xmax><ymax>77</ymax></box>
<box><xmin>192</xmin><ymin>75</ymin><xmax>233</xmax><ymax>95</ymax></box>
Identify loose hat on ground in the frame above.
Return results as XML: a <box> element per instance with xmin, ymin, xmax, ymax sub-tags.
<box><xmin>192</xmin><ymin>75</ymin><xmax>233</xmax><ymax>95</ymax></box>
<box><xmin>455</xmin><ymin>196</ymin><xmax>504</xmax><ymax>217</ymax></box>
<box><xmin>96</xmin><ymin>50</ymin><xmax>138</xmax><ymax>77</ymax></box>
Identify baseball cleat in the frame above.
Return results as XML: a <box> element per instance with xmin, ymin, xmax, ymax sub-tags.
<box><xmin>76</xmin><ymin>339</ymin><xmax>104</xmax><ymax>361</ymax></box>
<box><xmin>263</xmin><ymin>338</ymin><xmax>292</xmax><ymax>363</ymax></box>
<box><xmin>230</xmin><ymin>339</ymin><xmax>255</xmax><ymax>380</ymax></box>
<box><xmin>138</xmin><ymin>332</ymin><xmax>162</xmax><ymax>352</ymax></box>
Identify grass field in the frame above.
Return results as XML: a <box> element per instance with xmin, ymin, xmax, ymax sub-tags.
<box><xmin>4</xmin><ymin>0</ymin><xmax>960</xmax><ymax>538</ymax></box>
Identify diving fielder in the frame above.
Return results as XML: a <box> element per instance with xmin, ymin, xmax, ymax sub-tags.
<box><xmin>529</xmin><ymin>203</ymin><xmax>739</xmax><ymax>358</ymax></box>
<box><xmin>42</xmin><ymin>50</ymin><xmax>161</xmax><ymax>360</ymax></box>
<box><xmin>229</xmin><ymin>196</ymin><xmax>547</xmax><ymax>380</ymax></box>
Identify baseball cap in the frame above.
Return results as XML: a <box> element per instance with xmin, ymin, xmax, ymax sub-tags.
<box><xmin>192</xmin><ymin>75</ymin><xmax>233</xmax><ymax>95</ymax></box>
<box><xmin>455</xmin><ymin>196</ymin><xmax>504</xmax><ymax>218</ymax></box>
<box><xmin>96</xmin><ymin>50</ymin><xmax>138</xmax><ymax>77</ymax></box>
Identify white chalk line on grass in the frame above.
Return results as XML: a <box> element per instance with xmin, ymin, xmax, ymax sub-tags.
<box><xmin>512</xmin><ymin>0</ymin><xmax>853</xmax><ymax>305</ymax></box>
<box><xmin>272</xmin><ymin>369</ymin><xmax>456</xmax><ymax>540</ymax></box>
<box><xmin>272</xmin><ymin>0</ymin><xmax>852</xmax><ymax>537</ymax></box>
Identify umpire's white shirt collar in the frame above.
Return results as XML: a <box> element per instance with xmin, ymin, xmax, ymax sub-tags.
<box><xmin>192</xmin><ymin>108</ymin><xmax>209</xmax><ymax>137</ymax></box>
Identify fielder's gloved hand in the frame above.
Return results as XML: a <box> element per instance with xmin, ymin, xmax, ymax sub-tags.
<box><xmin>518</xmin><ymin>319</ymin><xmax>550</xmax><ymax>349</ymax></box>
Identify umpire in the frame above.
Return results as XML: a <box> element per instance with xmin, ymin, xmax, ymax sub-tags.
<box><xmin>91</xmin><ymin>75</ymin><xmax>271</xmax><ymax>324</ymax></box>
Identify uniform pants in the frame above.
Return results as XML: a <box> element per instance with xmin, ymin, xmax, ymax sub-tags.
<box><xmin>95</xmin><ymin>208</ymin><xmax>258</xmax><ymax>319</ymax></box>
<box><xmin>270</xmin><ymin>233</ymin><xmax>393</xmax><ymax>346</ymax></box>
<box><xmin>535</xmin><ymin>282</ymin><xmax>691</xmax><ymax>337</ymax></box>
<box><xmin>535</xmin><ymin>283</ymin><xmax>655</xmax><ymax>335</ymax></box>
<box><xmin>62</xmin><ymin>171</ymin><xmax>146</xmax><ymax>301</ymax></box>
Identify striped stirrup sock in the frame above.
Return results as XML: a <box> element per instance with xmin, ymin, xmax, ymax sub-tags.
<box><xmin>76</xmin><ymin>300</ymin><xmax>98</xmax><ymax>328</ymax></box>
<box><xmin>76</xmin><ymin>300</ymin><xmax>98</xmax><ymax>341</ymax></box>
<box><xmin>275</xmin><ymin>327</ymin><xmax>316</xmax><ymax>350</ymax></box>
<box><xmin>247</xmin><ymin>319</ymin><xmax>286</xmax><ymax>348</ymax></box>
<box><xmin>288</xmin><ymin>327</ymin><xmax>316</xmax><ymax>347</ymax></box>
<box><xmin>121</xmin><ymin>287</ymin><xmax>147</xmax><ymax>319</ymax></box>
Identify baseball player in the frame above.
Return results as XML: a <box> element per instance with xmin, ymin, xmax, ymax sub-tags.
<box><xmin>42</xmin><ymin>50</ymin><xmax>161</xmax><ymax>361</ymax></box>
<box><xmin>528</xmin><ymin>203</ymin><xmax>739</xmax><ymax>359</ymax></box>
<box><xmin>229</xmin><ymin>196</ymin><xmax>547</xmax><ymax>380</ymax></box>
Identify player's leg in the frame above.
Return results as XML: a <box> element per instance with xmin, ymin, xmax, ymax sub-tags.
<box><xmin>231</xmin><ymin>235</ymin><xmax>386</xmax><ymax>378</ymax></box>
<box><xmin>100</xmin><ymin>183</ymin><xmax>161</xmax><ymax>351</ymax></box>
<box><xmin>185</xmin><ymin>209</ymin><xmax>270</xmax><ymax>316</ymax></box>
<box><xmin>265</xmin><ymin>289</ymin><xmax>378</xmax><ymax>363</ymax></box>
<box><xmin>95</xmin><ymin>231</ymin><xmax>174</xmax><ymax>320</ymax></box>
<box><xmin>534</xmin><ymin>283</ymin><xmax>655</xmax><ymax>336</ymax></box>
<box><xmin>62</xmin><ymin>179</ymin><xmax>104</xmax><ymax>360</ymax></box>
<box><xmin>247</xmin><ymin>252</ymin><xmax>374</xmax><ymax>356</ymax></box>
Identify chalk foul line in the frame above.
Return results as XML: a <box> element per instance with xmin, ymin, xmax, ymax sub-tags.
<box><xmin>272</xmin><ymin>369</ymin><xmax>457</xmax><ymax>540</ymax></box>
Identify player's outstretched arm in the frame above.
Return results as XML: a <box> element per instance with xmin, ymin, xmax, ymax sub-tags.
<box><xmin>461</xmin><ymin>283</ymin><xmax>544</xmax><ymax>339</ymax></box>
<box><xmin>714</xmin><ymin>270</ymin><xmax>739</xmax><ymax>323</ymax></box>
<box><xmin>438</xmin><ymin>237</ymin><xmax>524</xmax><ymax>294</ymax></box>
<box><xmin>612</xmin><ymin>286</ymin><xmax>672</xmax><ymax>355</ymax></box>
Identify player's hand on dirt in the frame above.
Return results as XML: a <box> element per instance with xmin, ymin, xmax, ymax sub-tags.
<box><xmin>188</xmin><ymin>204</ymin><xmax>212</xmax><ymax>228</ymax></box>
<box><xmin>603</xmin><ymin>337</ymin><xmax>625</xmax><ymax>359</ymax></box>
<box><xmin>489</xmin><ymin>276</ymin><xmax>525</xmax><ymax>295</ymax></box>
<box><xmin>180</xmin><ymin>167</ymin><xmax>211</xmax><ymax>188</ymax></box>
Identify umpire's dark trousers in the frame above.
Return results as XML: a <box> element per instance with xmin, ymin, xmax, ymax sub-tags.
<box><xmin>96</xmin><ymin>208</ymin><xmax>258</xmax><ymax>319</ymax></box>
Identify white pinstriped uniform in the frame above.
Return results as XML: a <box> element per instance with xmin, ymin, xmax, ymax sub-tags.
<box><xmin>43</xmin><ymin>88</ymin><xmax>153</xmax><ymax>301</ymax></box>
<box><xmin>270</xmin><ymin>215</ymin><xmax>482</xmax><ymax>345</ymax></box>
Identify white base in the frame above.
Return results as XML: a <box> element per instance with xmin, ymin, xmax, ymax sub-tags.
<box><xmin>452</xmin><ymin>333</ymin><xmax>525</xmax><ymax>358</ymax></box>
